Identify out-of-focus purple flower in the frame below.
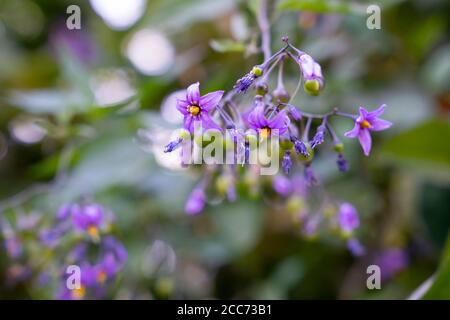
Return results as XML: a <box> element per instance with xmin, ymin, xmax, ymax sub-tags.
<box><xmin>304</xmin><ymin>165</ymin><xmax>317</xmax><ymax>186</ymax></box>
<box><xmin>298</xmin><ymin>53</ymin><xmax>324</xmax><ymax>96</ymax></box>
<box><xmin>310</xmin><ymin>125</ymin><xmax>326</xmax><ymax>149</ymax></box>
<box><xmin>338</xmin><ymin>203</ymin><xmax>359</xmax><ymax>233</ymax></box>
<box><xmin>50</xmin><ymin>21</ymin><xmax>97</xmax><ymax>64</ymax></box>
<box><xmin>185</xmin><ymin>187</ymin><xmax>206</xmax><ymax>215</ymax></box>
<box><xmin>4</xmin><ymin>236</ymin><xmax>23</xmax><ymax>259</ymax></box>
<box><xmin>374</xmin><ymin>248</ymin><xmax>408</xmax><ymax>281</ymax></box>
<box><xmin>247</xmin><ymin>105</ymin><xmax>289</xmax><ymax>137</ymax></box>
<box><xmin>40</xmin><ymin>223</ymin><xmax>69</xmax><ymax>247</ymax></box>
<box><xmin>347</xmin><ymin>238</ymin><xmax>365</xmax><ymax>257</ymax></box>
<box><xmin>16</xmin><ymin>213</ymin><xmax>41</xmax><ymax>231</ymax></box>
<box><xmin>336</xmin><ymin>153</ymin><xmax>348</xmax><ymax>172</ymax></box>
<box><xmin>102</xmin><ymin>236</ymin><xmax>128</xmax><ymax>267</ymax></box>
<box><xmin>273</xmin><ymin>175</ymin><xmax>292</xmax><ymax>196</ymax></box>
<box><xmin>176</xmin><ymin>82</ymin><xmax>224</xmax><ymax>133</ymax></box>
<box><xmin>344</xmin><ymin>104</ymin><xmax>392</xmax><ymax>156</ymax></box>
<box><xmin>72</xmin><ymin>204</ymin><xmax>104</xmax><ymax>241</ymax></box>
<box><xmin>282</xmin><ymin>151</ymin><xmax>292</xmax><ymax>174</ymax></box>
<box><xmin>7</xmin><ymin>264</ymin><xmax>31</xmax><ymax>286</ymax></box>
<box><xmin>57</xmin><ymin>203</ymin><xmax>73</xmax><ymax>220</ymax></box>
<box><xmin>303</xmin><ymin>215</ymin><xmax>320</xmax><ymax>237</ymax></box>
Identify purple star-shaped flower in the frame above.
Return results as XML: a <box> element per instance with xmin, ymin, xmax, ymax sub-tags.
<box><xmin>246</xmin><ymin>106</ymin><xmax>289</xmax><ymax>138</ymax></box>
<box><xmin>176</xmin><ymin>82</ymin><xmax>224</xmax><ymax>133</ymax></box>
<box><xmin>344</xmin><ymin>104</ymin><xmax>392</xmax><ymax>156</ymax></box>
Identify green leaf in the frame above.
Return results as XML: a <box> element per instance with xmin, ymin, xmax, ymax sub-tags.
<box><xmin>380</xmin><ymin>120</ymin><xmax>450</xmax><ymax>180</ymax></box>
<box><xmin>209</xmin><ymin>39</ymin><xmax>246</xmax><ymax>53</ymax></box>
<box><xmin>277</xmin><ymin>0</ymin><xmax>366</xmax><ymax>15</ymax></box>
<box><xmin>422</xmin><ymin>233</ymin><xmax>450</xmax><ymax>299</ymax></box>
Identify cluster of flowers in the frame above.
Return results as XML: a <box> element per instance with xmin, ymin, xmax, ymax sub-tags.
<box><xmin>163</xmin><ymin>37</ymin><xmax>391</xmax><ymax>253</ymax></box>
<box><xmin>40</xmin><ymin>203</ymin><xmax>127</xmax><ymax>299</ymax></box>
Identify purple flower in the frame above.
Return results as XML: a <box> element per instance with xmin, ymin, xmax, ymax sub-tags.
<box><xmin>292</xmin><ymin>137</ymin><xmax>309</xmax><ymax>157</ymax></box>
<box><xmin>310</xmin><ymin>125</ymin><xmax>326</xmax><ymax>149</ymax></box>
<box><xmin>338</xmin><ymin>203</ymin><xmax>359</xmax><ymax>233</ymax></box>
<box><xmin>298</xmin><ymin>53</ymin><xmax>324</xmax><ymax>96</ymax></box>
<box><xmin>4</xmin><ymin>236</ymin><xmax>23</xmax><ymax>259</ymax></box>
<box><xmin>72</xmin><ymin>204</ymin><xmax>104</xmax><ymax>241</ymax></box>
<box><xmin>282</xmin><ymin>151</ymin><xmax>292</xmax><ymax>174</ymax></box>
<box><xmin>374</xmin><ymin>248</ymin><xmax>408</xmax><ymax>281</ymax></box>
<box><xmin>347</xmin><ymin>238</ymin><xmax>365</xmax><ymax>257</ymax></box>
<box><xmin>185</xmin><ymin>187</ymin><xmax>206</xmax><ymax>215</ymax></box>
<box><xmin>247</xmin><ymin>105</ymin><xmax>289</xmax><ymax>138</ymax></box>
<box><xmin>272</xmin><ymin>175</ymin><xmax>292</xmax><ymax>196</ymax></box>
<box><xmin>176</xmin><ymin>82</ymin><xmax>224</xmax><ymax>133</ymax></box>
<box><xmin>344</xmin><ymin>104</ymin><xmax>392</xmax><ymax>156</ymax></box>
<box><xmin>57</xmin><ymin>203</ymin><xmax>72</xmax><ymax>220</ymax></box>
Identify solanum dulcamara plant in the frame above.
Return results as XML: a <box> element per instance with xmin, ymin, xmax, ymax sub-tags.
<box><xmin>163</xmin><ymin>1</ymin><xmax>392</xmax><ymax>256</ymax></box>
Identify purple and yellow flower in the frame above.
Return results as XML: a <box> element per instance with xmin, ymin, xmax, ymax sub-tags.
<box><xmin>344</xmin><ymin>104</ymin><xmax>392</xmax><ymax>156</ymax></box>
<box><xmin>176</xmin><ymin>82</ymin><xmax>224</xmax><ymax>133</ymax></box>
<box><xmin>338</xmin><ymin>202</ymin><xmax>359</xmax><ymax>234</ymax></box>
<box><xmin>247</xmin><ymin>105</ymin><xmax>289</xmax><ymax>138</ymax></box>
<box><xmin>72</xmin><ymin>204</ymin><xmax>104</xmax><ymax>241</ymax></box>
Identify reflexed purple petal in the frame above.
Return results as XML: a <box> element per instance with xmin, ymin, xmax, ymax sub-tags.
<box><xmin>186</xmin><ymin>82</ymin><xmax>200</xmax><ymax>104</ymax></box>
<box><xmin>199</xmin><ymin>90</ymin><xmax>224</xmax><ymax>111</ymax></box>
<box><xmin>359</xmin><ymin>106</ymin><xmax>369</xmax><ymax>119</ymax></box>
<box><xmin>247</xmin><ymin>106</ymin><xmax>268</xmax><ymax>129</ymax></box>
<box><xmin>370</xmin><ymin>118</ymin><xmax>392</xmax><ymax>131</ymax></box>
<box><xmin>344</xmin><ymin>124</ymin><xmax>360</xmax><ymax>138</ymax></box>
<box><xmin>268</xmin><ymin>110</ymin><xmax>288</xmax><ymax>131</ymax></box>
<box><xmin>358</xmin><ymin>129</ymin><xmax>372</xmax><ymax>156</ymax></box>
<box><xmin>367</xmin><ymin>104</ymin><xmax>386</xmax><ymax>118</ymax></box>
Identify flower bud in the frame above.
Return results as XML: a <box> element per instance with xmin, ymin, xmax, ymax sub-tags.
<box><xmin>272</xmin><ymin>87</ymin><xmax>291</xmax><ymax>103</ymax></box>
<box><xmin>255</xmin><ymin>82</ymin><xmax>269</xmax><ymax>96</ymax></box>
<box><xmin>304</xmin><ymin>80</ymin><xmax>321</xmax><ymax>96</ymax></box>
<box><xmin>251</xmin><ymin>66</ymin><xmax>263</xmax><ymax>77</ymax></box>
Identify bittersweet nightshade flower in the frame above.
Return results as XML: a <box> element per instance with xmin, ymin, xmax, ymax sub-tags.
<box><xmin>247</xmin><ymin>105</ymin><xmax>289</xmax><ymax>138</ymax></box>
<box><xmin>176</xmin><ymin>82</ymin><xmax>224</xmax><ymax>133</ymax></box>
<box><xmin>310</xmin><ymin>125</ymin><xmax>326</xmax><ymax>149</ymax></box>
<box><xmin>344</xmin><ymin>104</ymin><xmax>392</xmax><ymax>156</ymax></box>
<box><xmin>72</xmin><ymin>203</ymin><xmax>104</xmax><ymax>241</ymax></box>
<box><xmin>338</xmin><ymin>202</ymin><xmax>359</xmax><ymax>234</ymax></box>
<box><xmin>282</xmin><ymin>150</ymin><xmax>292</xmax><ymax>174</ymax></box>
<box><xmin>374</xmin><ymin>248</ymin><xmax>408</xmax><ymax>281</ymax></box>
<box><xmin>185</xmin><ymin>187</ymin><xmax>206</xmax><ymax>215</ymax></box>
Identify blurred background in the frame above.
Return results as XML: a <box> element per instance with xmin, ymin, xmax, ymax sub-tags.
<box><xmin>0</xmin><ymin>0</ymin><xmax>449</xmax><ymax>299</ymax></box>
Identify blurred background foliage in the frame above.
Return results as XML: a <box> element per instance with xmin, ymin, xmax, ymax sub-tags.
<box><xmin>0</xmin><ymin>0</ymin><xmax>449</xmax><ymax>299</ymax></box>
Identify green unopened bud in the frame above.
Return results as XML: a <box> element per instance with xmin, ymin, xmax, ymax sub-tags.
<box><xmin>256</xmin><ymin>82</ymin><xmax>269</xmax><ymax>95</ymax></box>
<box><xmin>251</xmin><ymin>66</ymin><xmax>263</xmax><ymax>77</ymax></box>
<box><xmin>304</xmin><ymin>80</ymin><xmax>321</xmax><ymax>96</ymax></box>
<box><xmin>334</xmin><ymin>143</ymin><xmax>344</xmax><ymax>153</ymax></box>
<box><xmin>215</xmin><ymin>175</ymin><xmax>230</xmax><ymax>195</ymax></box>
<box><xmin>272</xmin><ymin>87</ymin><xmax>291</xmax><ymax>103</ymax></box>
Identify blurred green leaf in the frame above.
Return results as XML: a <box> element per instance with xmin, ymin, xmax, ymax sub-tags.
<box><xmin>423</xmin><ymin>233</ymin><xmax>450</xmax><ymax>299</ymax></box>
<box><xmin>210</xmin><ymin>39</ymin><xmax>246</xmax><ymax>53</ymax></box>
<box><xmin>277</xmin><ymin>0</ymin><xmax>365</xmax><ymax>15</ymax></box>
<box><xmin>380</xmin><ymin>120</ymin><xmax>450</xmax><ymax>179</ymax></box>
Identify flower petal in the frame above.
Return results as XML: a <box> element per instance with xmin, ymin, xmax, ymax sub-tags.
<box><xmin>199</xmin><ymin>90</ymin><xmax>224</xmax><ymax>111</ymax></box>
<box><xmin>368</xmin><ymin>104</ymin><xmax>386</xmax><ymax>118</ymax></box>
<box><xmin>183</xmin><ymin>115</ymin><xmax>194</xmax><ymax>133</ymax></box>
<box><xmin>358</xmin><ymin>129</ymin><xmax>372</xmax><ymax>156</ymax></box>
<box><xmin>370</xmin><ymin>118</ymin><xmax>392</xmax><ymax>131</ymax></box>
<box><xmin>344</xmin><ymin>124</ymin><xmax>360</xmax><ymax>138</ymax></box>
<box><xmin>200</xmin><ymin>113</ymin><xmax>222</xmax><ymax>131</ymax></box>
<box><xmin>359</xmin><ymin>106</ymin><xmax>369</xmax><ymax>119</ymax></box>
<box><xmin>247</xmin><ymin>106</ymin><xmax>268</xmax><ymax>129</ymax></box>
<box><xmin>268</xmin><ymin>110</ymin><xmax>288</xmax><ymax>131</ymax></box>
<box><xmin>186</xmin><ymin>82</ymin><xmax>200</xmax><ymax>105</ymax></box>
<box><xmin>176</xmin><ymin>99</ymin><xmax>189</xmax><ymax>114</ymax></box>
